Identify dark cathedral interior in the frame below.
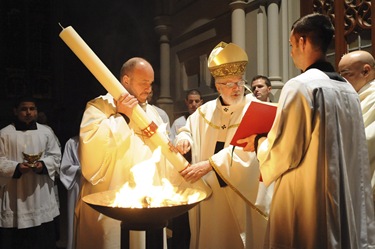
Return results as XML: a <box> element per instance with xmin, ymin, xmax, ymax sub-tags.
<box><xmin>0</xmin><ymin>0</ymin><xmax>161</xmax><ymax>146</ymax></box>
<box><xmin>1</xmin><ymin>1</ymin><xmax>162</xmax><ymax>247</ymax></box>
<box><xmin>1</xmin><ymin>0</ymin><xmax>374</xmax><ymax>248</ymax></box>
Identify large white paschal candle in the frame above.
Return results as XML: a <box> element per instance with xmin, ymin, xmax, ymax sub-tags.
<box><xmin>59</xmin><ymin>25</ymin><xmax>211</xmax><ymax>193</ymax></box>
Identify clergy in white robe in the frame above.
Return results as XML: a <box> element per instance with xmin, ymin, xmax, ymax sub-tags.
<box><xmin>0</xmin><ymin>96</ymin><xmax>61</xmax><ymax>249</ymax></box>
<box><xmin>338</xmin><ymin>50</ymin><xmax>375</xmax><ymax>206</ymax></box>
<box><xmin>76</xmin><ymin>93</ymin><xmax>181</xmax><ymax>249</ymax></box>
<box><xmin>76</xmin><ymin>57</ymin><xmax>191</xmax><ymax>249</ymax></box>
<box><xmin>170</xmin><ymin>115</ymin><xmax>188</xmax><ymax>143</ymax></box>
<box><xmin>170</xmin><ymin>89</ymin><xmax>203</xmax><ymax>249</ymax></box>
<box><xmin>258</xmin><ymin>65</ymin><xmax>375</xmax><ymax>249</ymax></box>
<box><xmin>170</xmin><ymin>89</ymin><xmax>203</xmax><ymax>143</ymax></box>
<box><xmin>152</xmin><ymin>104</ymin><xmax>171</xmax><ymax>139</ymax></box>
<box><xmin>60</xmin><ymin>136</ymin><xmax>80</xmax><ymax>249</ymax></box>
<box><xmin>251</xmin><ymin>14</ymin><xmax>375</xmax><ymax>249</ymax></box>
<box><xmin>176</xmin><ymin>42</ymin><xmax>269</xmax><ymax>249</ymax></box>
<box><xmin>147</xmin><ymin>89</ymin><xmax>171</xmax><ymax>140</ymax></box>
<box><xmin>360</xmin><ymin>80</ymin><xmax>375</xmax><ymax>202</ymax></box>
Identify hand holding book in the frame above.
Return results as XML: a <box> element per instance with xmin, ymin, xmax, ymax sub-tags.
<box><xmin>230</xmin><ymin>101</ymin><xmax>277</xmax><ymax>147</ymax></box>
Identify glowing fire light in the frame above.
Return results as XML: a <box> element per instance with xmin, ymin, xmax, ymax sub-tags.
<box><xmin>111</xmin><ymin>147</ymin><xmax>201</xmax><ymax>208</ymax></box>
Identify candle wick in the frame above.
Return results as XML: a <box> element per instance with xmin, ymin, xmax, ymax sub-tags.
<box><xmin>58</xmin><ymin>23</ymin><xmax>64</xmax><ymax>30</ymax></box>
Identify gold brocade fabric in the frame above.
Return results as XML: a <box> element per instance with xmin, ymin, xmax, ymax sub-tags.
<box><xmin>208</xmin><ymin>41</ymin><xmax>248</xmax><ymax>79</ymax></box>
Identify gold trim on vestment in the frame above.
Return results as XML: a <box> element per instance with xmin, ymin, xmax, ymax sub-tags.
<box><xmin>198</xmin><ymin>108</ymin><xmax>240</xmax><ymax>130</ymax></box>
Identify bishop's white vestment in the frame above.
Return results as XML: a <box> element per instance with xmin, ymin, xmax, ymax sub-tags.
<box><xmin>176</xmin><ymin>94</ymin><xmax>268</xmax><ymax>249</ymax></box>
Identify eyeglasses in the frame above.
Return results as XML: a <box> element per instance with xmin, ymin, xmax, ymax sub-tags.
<box><xmin>217</xmin><ymin>80</ymin><xmax>246</xmax><ymax>88</ymax></box>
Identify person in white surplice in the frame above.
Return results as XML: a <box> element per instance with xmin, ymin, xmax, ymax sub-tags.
<box><xmin>338</xmin><ymin>50</ymin><xmax>375</xmax><ymax>210</ymax></box>
<box><xmin>175</xmin><ymin>42</ymin><xmax>269</xmax><ymax>249</ymax></box>
<box><xmin>250</xmin><ymin>75</ymin><xmax>272</xmax><ymax>102</ymax></box>
<box><xmin>170</xmin><ymin>89</ymin><xmax>203</xmax><ymax>143</ymax></box>
<box><xmin>0</xmin><ymin>96</ymin><xmax>61</xmax><ymax>249</ymax></box>
<box><xmin>241</xmin><ymin>13</ymin><xmax>375</xmax><ymax>249</ymax></box>
<box><xmin>60</xmin><ymin>135</ymin><xmax>80</xmax><ymax>249</ymax></box>
<box><xmin>76</xmin><ymin>57</ymin><xmax>188</xmax><ymax>249</ymax></box>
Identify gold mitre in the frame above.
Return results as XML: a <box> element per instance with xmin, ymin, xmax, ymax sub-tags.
<box><xmin>208</xmin><ymin>41</ymin><xmax>248</xmax><ymax>79</ymax></box>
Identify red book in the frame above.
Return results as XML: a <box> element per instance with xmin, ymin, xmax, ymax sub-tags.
<box><xmin>231</xmin><ymin>101</ymin><xmax>277</xmax><ymax>147</ymax></box>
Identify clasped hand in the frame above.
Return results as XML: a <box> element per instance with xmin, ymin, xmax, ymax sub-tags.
<box><xmin>19</xmin><ymin>161</ymin><xmax>43</xmax><ymax>174</ymax></box>
<box><xmin>237</xmin><ymin>134</ymin><xmax>257</xmax><ymax>152</ymax></box>
<box><xmin>115</xmin><ymin>93</ymin><xmax>138</xmax><ymax>117</ymax></box>
<box><xmin>175</xmin><ymin>139</ymin><xmax>191</xmax><ymax>155</ymax></box>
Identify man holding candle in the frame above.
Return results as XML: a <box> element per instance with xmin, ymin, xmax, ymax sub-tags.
<box><xmin>175</xmin><ymin>42</ymin><xmax>268</xmax><ymax>249</ymax></box>
<box><xmin>76</xmin><ymin>57</ymin><xmax>185</xmax><ymax>249</ymax></box>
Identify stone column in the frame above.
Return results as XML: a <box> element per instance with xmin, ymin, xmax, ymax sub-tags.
<box><xmin>257</xmin><ymin>6</ymin><xmax>266</xmax><ymax>75</ymax></box>
<box><xmin>267</xmin><ymin>0</ymin><xmax>283</xmax><ymax>100</ymax></box>
<box><xmin>281</xmin><ymin>0</ymin><xmax>289</xmax><ymax>82</ymax></box>
<box><xmin>154</xmin><ymin>16</ymin><xmax>173</xmax><ymax>120</ymax></box>
<box><xmin>230</xmin><ymin>0</ymin><xmax>247</xmax><ymax>84</ymax></box>
<box><xmin>230</xmin><ymin>0</ymin><xmax>246</xmax><ymax>49</ymax></box>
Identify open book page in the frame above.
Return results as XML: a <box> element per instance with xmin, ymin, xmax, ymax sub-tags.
<box><xmin>231</xmin><ymin>101</ymin><xmax>277</xmax><ymax>147</ymax></box>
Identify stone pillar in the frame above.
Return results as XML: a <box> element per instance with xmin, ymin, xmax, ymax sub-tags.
<box><xmin>154</xmin><ymin>16</ymin><xmax>173</xmax><ymax>120</ymax></box>
<box><xmin>281</xmin><ymin>0</ymin><xmax>289</xmax><ymax>82</ymax></box>
<box><xmin>257</xmin><ymin>6</ymin><xmax>266</xmax><ymax>75</ymax></box>
<box><xmin>230</xmin><ymin>0</ymin><xmax>246</xmax><ymax>49</ymax></box>
<box><xmin>267</xmin><ymin>0</ymin><xmax>283</xmax><ymax>100</ymax></box>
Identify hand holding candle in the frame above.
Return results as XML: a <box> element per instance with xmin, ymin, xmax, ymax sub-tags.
<box><xmin>59</xmin><ymin>25</ymin><xmax>211</xmax><ymax>193</ymax></box>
